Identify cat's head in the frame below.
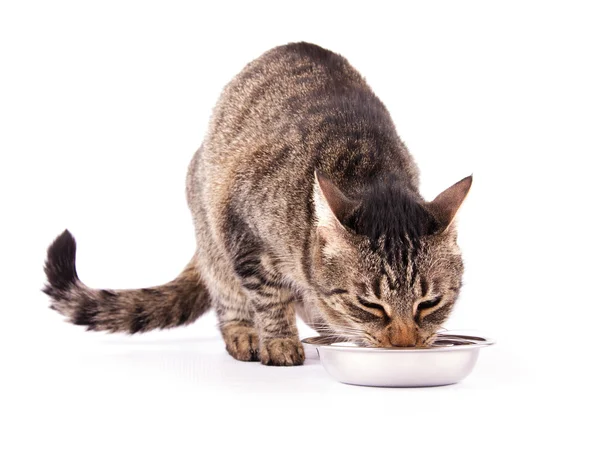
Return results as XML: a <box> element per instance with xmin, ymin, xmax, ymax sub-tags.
<box><xmin>310</xmin><ymin>171</ymin><xmax>472</xmax><ymax>347</ymax></box>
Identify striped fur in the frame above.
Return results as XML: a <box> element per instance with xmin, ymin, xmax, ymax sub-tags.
<box><xmin>43</xmin><ymin>42</ymin><xmax>471</xmax><ymax>365</ymax></box>
<box><xmin>43</xmin><ymin>230</ymin><xmax>210</xmax><ymax>333</ymax></box>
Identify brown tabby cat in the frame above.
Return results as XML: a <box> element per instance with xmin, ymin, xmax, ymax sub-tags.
<box><xmin>43</xmin><ymin>42</ymin><xmax>472</xmax><ymax>366</ymax></box>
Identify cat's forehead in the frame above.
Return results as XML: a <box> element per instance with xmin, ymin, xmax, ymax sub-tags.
<box><xmin>356</xmin><ymin>236</ymin><xmax>445</xmax><ymax>296</ymax></box>
<box><xmin>365</xmin><ymin>237</ymin><xmax>462</xmax><ymax>298</ymax></box>
<box><xmin>347</xmin><ymin>181</ymin><xmax>439</xmax><ymax>248</ymax></box>
<box><xmin>367</xmin><ymin>263</ymin><xmax>420</xmax><ymax>298</ymax></box>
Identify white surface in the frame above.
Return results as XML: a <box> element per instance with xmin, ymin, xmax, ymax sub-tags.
<box><xmin>1</xmin><ymin>1</ymin><xmax>599</xmax><ymax>451</ymax></box>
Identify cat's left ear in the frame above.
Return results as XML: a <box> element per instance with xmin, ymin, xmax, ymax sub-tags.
<box><xmin>427</xmin><ymin>175</ymin><xmax>472</xmax><ymax>232</ymax></box>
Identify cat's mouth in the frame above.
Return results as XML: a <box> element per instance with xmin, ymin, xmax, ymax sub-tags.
<box><xmin>318</xmin><ymin>332</ymin><xmax>439</xmax><ymax>349</ymax></box>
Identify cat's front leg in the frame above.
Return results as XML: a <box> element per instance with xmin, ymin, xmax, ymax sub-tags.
<box><xmin>252</xmin><ymin>295</ymin><xmax>305</xmax><ymax>366</ymax></box>
<box><xmin>221</xmin><ymin>320</ymin><xmax>260</xmax><ymax>362</ymax></box>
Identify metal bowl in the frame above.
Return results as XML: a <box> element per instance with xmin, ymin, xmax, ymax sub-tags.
<box><xmin>302</xmin><ymin>332</ymin><xmax>494</xmax><ymax>387</ymax></box>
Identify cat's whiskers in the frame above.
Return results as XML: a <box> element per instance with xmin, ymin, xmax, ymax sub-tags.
<box><xmin>312</xmin><ymin>323</ymin><xmax>375</xmax><ymax>345</ymax></box>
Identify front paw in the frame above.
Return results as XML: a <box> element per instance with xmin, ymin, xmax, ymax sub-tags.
<box><xmin>222</xmin><ymin>323</ymin><xmax>260</xmax><ymax>362</ymax></box>
<box><xmin>260</xmin><ymin>337</ymin><xmax>305</xmax><ymax>366</ymax></box>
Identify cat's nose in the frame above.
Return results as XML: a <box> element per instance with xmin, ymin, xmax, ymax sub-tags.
<box><xmin>388</xmin><ymin>322</ymin><xmax>417</xmax><ymax>347</ymax></box>
<box><xmin>389</xmin><ymin>338</ymin><xmax>417</xmax><ymax>347</ymax></box>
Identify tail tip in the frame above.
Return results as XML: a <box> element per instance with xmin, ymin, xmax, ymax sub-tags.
<box><xmin>43</xmin><ymin>229</ymin><xmax>79</xmax><ymax>293</ymax></box>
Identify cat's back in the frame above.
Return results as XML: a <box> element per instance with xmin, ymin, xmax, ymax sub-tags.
<box><xmin>226</xmin><ymin>42</ymin><xmax>366</xmax><ymax>105</ymax></box>
<box><xmin>204</xmin><ymin>42</ymin><xmax>368</xmax><ymax>152</ymax></box>
<box><xmin>188</xmin><ymin>42</ymin><xmax>416</xmax><ymax>256</ymax></box>
<box><xmin>192</xmin><ymin>43</ymin><xmax>376</xmax><ymax>241</ymax></box>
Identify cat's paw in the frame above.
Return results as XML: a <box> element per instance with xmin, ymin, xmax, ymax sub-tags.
<box><xmin>259</xmin><ymin>337</ymin><xmax>305</xmax><ymax>366</ymax></box>
<box><xmin>222</xmin><ymin>323</ymin><xmax>259</xmax><ymax>362</ymax></box>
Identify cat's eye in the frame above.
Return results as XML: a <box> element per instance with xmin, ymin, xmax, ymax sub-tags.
<box><xmin>417</xmin><ymin>296</ymin><xmax>442</xmax><ymax>311</ymax></box>
<box><xmin>357</xmin><ymin>296</ymin><xmax>387</xmax><ymax>316</ymax></box>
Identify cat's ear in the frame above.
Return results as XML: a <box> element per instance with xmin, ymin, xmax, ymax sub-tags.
<box><xmin>427</xmin><ymin>175</ymin><xmax>472</xmax><ymax>232</ymax></box>
<box><xmin>313</xmin><ymin>170</ymin><xmax>358</xmax><ymax>230</ymax></box>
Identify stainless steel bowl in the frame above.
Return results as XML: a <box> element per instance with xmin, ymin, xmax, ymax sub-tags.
<box><xmin>302</xmin><ymin>332</ymin><xmax>494</xmax><ymax>387</ymax></box>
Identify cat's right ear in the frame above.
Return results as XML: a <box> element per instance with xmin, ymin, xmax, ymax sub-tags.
<box><xmin>313</xmin><ymin>171</ymin><xmax>358</xmax><ymax>258</ymax></box>
<box><xmin>313</xmin><ymin>170</ymin><xmax>358</xmax><ymax>231</ymax></box>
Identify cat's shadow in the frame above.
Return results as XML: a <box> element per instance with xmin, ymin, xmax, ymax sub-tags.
<box><xmin>85</xmin><ymin>335</ymin><xmax>326</xmax><ymax>393</ymax></box>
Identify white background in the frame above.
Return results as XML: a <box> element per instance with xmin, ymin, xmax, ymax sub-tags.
<box><xmin>1</xmin><ymin>1</ymin><xmax>599</xmax><ymax>451</ymax></box>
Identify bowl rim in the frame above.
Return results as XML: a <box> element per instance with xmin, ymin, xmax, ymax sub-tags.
<box><xmin>301</xmin><ymin>332</ymin><xmax>495</xmax><ymax>353</ymax></box>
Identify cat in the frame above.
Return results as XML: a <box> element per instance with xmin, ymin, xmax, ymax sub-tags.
<box><xmin>43</xmin><ymin>42</ymin><xmax>471</xmax><ymax>366</ymax></box>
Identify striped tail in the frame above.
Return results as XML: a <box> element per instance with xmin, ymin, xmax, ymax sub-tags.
<box><xmin>42</xmin><ymin>230</ymin><xmax>211</xmax><ymax>333</ymax></box>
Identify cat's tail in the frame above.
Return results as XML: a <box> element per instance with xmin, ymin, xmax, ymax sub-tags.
<box><xmin>42</xmin><ymin>230</ymin><xmax>211</xmax><ymax>333</ymax></box>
